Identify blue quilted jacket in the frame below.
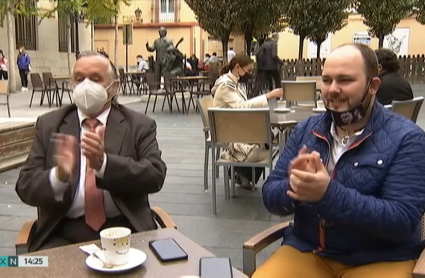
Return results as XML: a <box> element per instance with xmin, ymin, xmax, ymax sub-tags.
<box><xmin>263</xmin><ymin>101</ymin><xmax>425</xmax><ymax>266</ymax></box>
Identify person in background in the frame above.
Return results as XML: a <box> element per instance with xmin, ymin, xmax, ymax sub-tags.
<box><xmin>375</xmin><ymin>48</ymin><xmax>413</xmax><ymax>105</ymax></box>
<box><xmin>212</xmin><ymin>53</ymin><xmax>283</xmax><ymax>189</ymax></box>
<box><xmin>204</xmin><ymin>53</ymin><xmax>211</xmax><ymax>64</ymax></box>
<box><xmin>227</xmin><ymin>47</ymin><xmax>236</xmax><ymax>62</ymax></box>
<box><xmin>136</xmin><ymin>55</ymin><xmax>149</xmax><ymax>72</ymax></box>
<box><xmin>252</xmin><ymin>34</ymin><xmax>283</xmax><ymax>98</ymax></box>
<box><xmin>203</xmin><ymin>54</ymin><xmax>211</xmax><ymax>70</ymax></box>
<box><xmin>0</xmin><ymin>50</ymin><xmax>8</xmax><ymax>80</ymax></box>
<box><xmin>185</xmin><ymin>59</ymin><xmax>197</xmax><ymax>76</ymax></box>
<box><xmin>98</xmin><ymin>47</ymin><xmax>109</xmax><ymax>59</ymax></box>
<box><xmin>188</xmin><ymin>54</ymin><xmax>199</xmax><ymax>72</ymax></box>
<box><xmin>17</xmin><ymin>46</ymin><xmax>31</xmax><ymax>91</ymax></box>
<box><xmin>207</xmin><ymin>52</ymin><xmax>219</xmax><ymax>65</ymax></box>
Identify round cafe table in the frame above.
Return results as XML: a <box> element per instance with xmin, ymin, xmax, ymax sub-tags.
<box><xmin>270</xmin><ymin>107</ymin><xmax>324</xmax><ymax>151</ymax></box>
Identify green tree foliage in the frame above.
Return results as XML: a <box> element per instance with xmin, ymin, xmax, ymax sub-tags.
<box><xmin>185</xmin><ymin>0</ymin><xmax>239</xmax><ymax>63</ymax></box>
<box><xmin>49</xmin><ymin>0</ymin><xmax>131</xmax><ymax>65</ymax></box>
<box><xmin>93</xmin><ymin>0</ymin><xmax>131</xmax><ymax>65</ymax></box>
<box><xmin>355</xmin><ymin>0</ymin><xmax>414</xmax><ymax>48</ymax></box>
<box><xmin>233</xmin><ymin>0</ymin><xmax>287</xmax><ymax>55</ymax></box>
<box><xmin>414</xmin><ymin>0</ymin><xmax>425</xmax><ymax>24</ymax></box>
<box><xmin>283</xmin><ymin>0</ymin><xmax>322</xmax><ymax>59</ymax></box>
<box><xmin>45</xmin><ymin>0</ymin><xmax>88</xmax><ymax>75</ymax></box>
<box><xmin>307</xmin><ymin>0</ymin><xmax>350</xmax><ymax>58</ymax></box>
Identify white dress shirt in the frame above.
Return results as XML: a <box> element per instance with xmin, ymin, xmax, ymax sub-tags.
<box><xmin>328</xmin><ymin>122</ymin><xmax>364</xmax><ymax>173</ymax></box>
<box><xmin>49</xmin><ymin>107</ymin><xmax>121</xmax><ymax>218</ymax></box>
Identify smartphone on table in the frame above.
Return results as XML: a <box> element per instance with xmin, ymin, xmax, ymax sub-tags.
<box><xmin>199</xmin><ymin>257</ymin><xmax>233</xmax><ymax>278</ymax></box>
<box><xmin>149</xmin><ymin>238</ymin><xmax>188</xmax><ymax>262</ymax></box>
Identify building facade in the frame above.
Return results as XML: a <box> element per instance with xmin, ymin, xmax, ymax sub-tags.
<box><xmin>279</xmin><ymin>14</ymin><xmax>425</xmax><ymax>59</ymax></box>
<box><xmin>94</xmin><ymin>1</ymin><xmax>425</xmax><ymax>67</ymax></box>
<box><xmin>93</xmin><ymin>0</ymin><xmax>245</xmax><ymax>68</ymax></box>
<box><xmin>0</xmin><ymin>0</ymin><xmax>92</xmax><ymax>86</ymax></box>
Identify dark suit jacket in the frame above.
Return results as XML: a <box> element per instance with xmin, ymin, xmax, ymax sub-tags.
<box><xmin>15</xmin><ymin>104</ymin><xmax>167</xmax><ymax>252</ymax></box>
<box><xmin>376</xmin><ymin>71</ymin><xmax>413</xmax><ymax>105</ymax></box>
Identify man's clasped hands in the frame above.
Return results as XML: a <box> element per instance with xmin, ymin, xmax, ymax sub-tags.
<box><xmin>287</xmin><ymin>146</ymin><xmax>331</xmax><ymax>203</ymax></box>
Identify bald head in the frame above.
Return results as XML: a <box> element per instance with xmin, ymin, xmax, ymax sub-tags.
<box><xmin>327</xmin><ymin>43</ymin><xmax>379</xmax><ymax>81</ymax></box>
<box><xmin>72</xmin><ymin>51</ymin><xmax>120</xmax><ymax>106</ymax></box>
<box><xmin>74</xmin><ymin>51</ymin><xmax>119</xmax><ymax>82</ymax></box>
<box><xmin>321</xmin><ymin>43</ymin><xmax>381</xmax><ymax>113</ymax></box>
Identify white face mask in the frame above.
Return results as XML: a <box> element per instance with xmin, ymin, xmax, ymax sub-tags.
<box><xmin>73</xmin><ymin>78</ymin><xmax>114</xmax><ymax>116</ymax></box>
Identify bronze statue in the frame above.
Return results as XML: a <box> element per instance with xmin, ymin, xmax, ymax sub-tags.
<box><xmin>164</xmin><ymin>37</ymin><xmax>185</xmax><ymax>76</ymax></box>
<box><xmin>146</xmin><ymin>27</ymin><xmax>173</xmax><ymax>83</ymax></box>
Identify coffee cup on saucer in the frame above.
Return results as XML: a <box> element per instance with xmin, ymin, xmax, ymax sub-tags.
<box><xmin>100</xmin><ymin>227</ymin><xmax>131</xmax><ymax>266</ymax></box>
<box><xmin>277</xmin><ymin>100</ymin><xmax>287</xmax><ymax>108</ymax></box>
<box><xmin>316</xmin><ymin>100</ymin><xmax>325</xmax><ymax>109</ymax></box>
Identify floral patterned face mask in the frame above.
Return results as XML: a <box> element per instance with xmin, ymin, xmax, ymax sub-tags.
<box><xmin>325</xmin><ymin>80</ymin><xmax>372</xmax><ymax>128</ymax></box>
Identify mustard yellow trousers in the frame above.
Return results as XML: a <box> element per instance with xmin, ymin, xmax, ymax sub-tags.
<box><xmin>252</xmin><ymin>245</ymin><xmax>415</xmax><ymax>278</ymax></box>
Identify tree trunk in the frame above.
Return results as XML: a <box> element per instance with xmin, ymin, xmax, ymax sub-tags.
<box><xmin>244</xmin><ymin>32</ymin><xmax>253</xmax><ymax>56</ymax></box>
<box><xmin>298</xmin><ymin>35</ymin><xmax>305</xmax><ymax>60</ymax></box>
<box><xmin>378</xmin><ymin>33</ymin><xmax>384</xmax><ymax>48</ymax></box>
<box><xmin>67</xmin><ymin>16</ymin><xmax>72</xmax><ymax>77</ymax></box>
<box><xmin>114</xmin><ymin>12</ymin><xmax>119</xmax><ymax>65</ymax></box>
<box><xmin>6</xmin><ymin>0</ymin><xmax>16</xmax><ymax>94</ymax></box>
<box><xmin>316</xmin><ymin>41</ymin><xmax>322</xmax><ymax>59</ymax></box>
<box><xmin>91</xmin><ymin>22</ymin><xmax>95</xmax><ymax>51</ymax></box>
<box><xmin>221</xmin><ymin>37</ymin><xmax>229</xmax><ymax>65</ymax></box>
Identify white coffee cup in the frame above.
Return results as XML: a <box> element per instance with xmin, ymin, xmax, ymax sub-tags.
<box><xmin>277</xmin><ymin>100</ymin><xmax>287</xmax><ymax>108</ymax></box>
<box><xmin>316</xmin><ymin>100</ymin><xmax>325</xmax><ymax>109</ymax></box>
<box><xmin>100</xmin><ymin>227</ymin><xmax>131</xmax><ymax>266</ymax></box>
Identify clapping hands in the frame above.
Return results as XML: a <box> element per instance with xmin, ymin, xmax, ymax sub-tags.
<box><xmin>287</xmin><ymin>146</ymin><xmax>331</xmax><ymax>202</ymax></box>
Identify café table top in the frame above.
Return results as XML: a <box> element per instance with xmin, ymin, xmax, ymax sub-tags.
<box><xmin>171</xmin><ymin>76</ymin><xmax>209</xmax><ymax>81</ymax></box>
<box><xmin>52</xmin><ymin>75</ymin><xmax>70</xmax><ymax>80</ymax></box>
<box><xmin>270</xmin><ymin>107</ymin><xmax>323</xmax><ymax>129</ymax></box>
<box><xmin>3</xmin><ymin>228</ymin><xmax>248</xmax><ymax>278</ymax></box>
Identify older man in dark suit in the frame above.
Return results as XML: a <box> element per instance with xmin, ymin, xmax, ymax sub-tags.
<box><xmin>15</xmin><ymin>51</ymin><xmax>167</xmax><ymax>252</ymax></box>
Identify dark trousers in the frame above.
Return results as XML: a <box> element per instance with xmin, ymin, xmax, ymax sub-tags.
<box><xmin>235</xmin><ymin>167</ymin><xmax>264</xmax><ymax>184</ymax></box>
<box><xmin>37</xmin><ymin>215</ymin><xmax>136</xmax><ymax>251</ymax></box>
<box><xmin>251</xmin><ymin>69</ymin><xmax>281</xmax><ymax>98</ymax></box>
<box><xmin>0</xmin><ymin>70</ymin><xmax>8</xmax><ymax>80</ymax></box>
<box><xmin>19</xmin><ymin>69</ymin><xmax>28</xmax><ymax>87</ymax></box>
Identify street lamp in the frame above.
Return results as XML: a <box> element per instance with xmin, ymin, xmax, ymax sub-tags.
<box><xmin>74</xmin><ymin>11</ymin><xmax>86</xmax><ymax>59</ymax></box>
<box><xmin>135</xmin><ymin>8</ymin><xmax>142</xmax><ymax>23</ymax></box>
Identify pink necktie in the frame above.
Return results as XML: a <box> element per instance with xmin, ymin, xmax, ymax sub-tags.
<box><xmin>84</xmin><ymin>119</ymin><xmax>106</xmax><ymax>231</ymax></box>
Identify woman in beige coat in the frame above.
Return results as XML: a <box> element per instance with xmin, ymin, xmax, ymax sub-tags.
<box><xmin>211</xmin><ymin>54</ymin><xmax>283</xmax><ymax>189</ymax></box>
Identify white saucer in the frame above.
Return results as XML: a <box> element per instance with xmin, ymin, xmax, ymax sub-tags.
<box><xmin>312</xmin><ymin>107</ymin><xmax>326</xmax><ymax>113</ymax></box>
<box><xmin>86</xmin><ymin>248</ymin><xmax>146</xmax><ymax>273</ymax></box>
<box><xmin>274</xmin><ymin>108</ymin><xmax>291</xmax><ymax>113</ymax></box>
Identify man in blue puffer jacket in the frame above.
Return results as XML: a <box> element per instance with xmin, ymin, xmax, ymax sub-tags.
<box><xmin>254</xmin><ymin>43</ymin><xmax>425</xmax><ymax>278</ymax></box>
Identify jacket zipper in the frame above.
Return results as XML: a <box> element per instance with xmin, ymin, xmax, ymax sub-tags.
<box><xmin>311</xmin><ymin>131</ymin><xmax>372</xmax><ymax>253</ymax></box>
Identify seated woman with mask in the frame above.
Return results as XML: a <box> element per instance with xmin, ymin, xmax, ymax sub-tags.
<box><xmin>211</xmin><ymin>54</ymin><xmax>283</xmax><ymax>189</ymax></box>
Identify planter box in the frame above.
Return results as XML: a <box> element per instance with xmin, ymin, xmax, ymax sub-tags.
<box><xmin>0</xmin><ymin>120</ymin><xmax>36</xmax><ymax>173</ymax></box>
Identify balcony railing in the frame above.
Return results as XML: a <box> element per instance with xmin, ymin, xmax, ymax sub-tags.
<box><xmin>159</xmin><ymin>12</ymin><xmax>175</xmax><ymax>23</ymax></box>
